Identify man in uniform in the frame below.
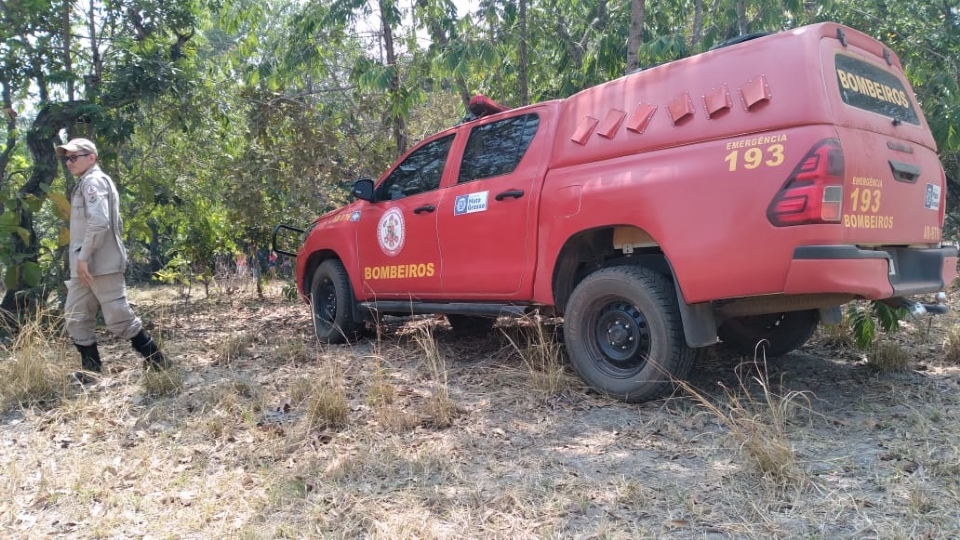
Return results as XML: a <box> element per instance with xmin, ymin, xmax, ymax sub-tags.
<box><xmin>58</xmin><ymin>138</ymin><xmax>170</xmax><ymax>383</ymax></box>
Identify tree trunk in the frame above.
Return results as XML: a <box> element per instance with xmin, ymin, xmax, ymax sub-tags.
<box><xmin>414</xmin><ymin>0</ymin><xmax>473</xmax><ymax>110</ymax></box>
<box><xmin>736</xmin><ymin>0</ymin><xmax>747</xmax><ymax>35</ymax></box>
<box><xmin>0</xmin><ymin>81</ymin><xmax>16</xmax><ymax>183</ymax></box>
<box><xmin>518</xmin><ymin>0</ymin><xmax>529</xmax><ymax>105</ymax></box>
<box><xmin>691</xmin><ymin>0</ymin><xmax>704</xmax><ymax>50</ymax></box>
<box><xmin>88</xmin><ymin>0</ymin><xmax>102</xmax><ymax>83</ymax></box>
<box><xmin>380</xmin><ymin>0</ymin><xmax>406</xmax><ymax>156</ymax></box>
<box><xmin>627</xmin><ymin>0</ymin><xmax>646</xmax><ymax>73</ymax></box>
<box><xmin>0</xmin><ymin>101</ymin><xmax>83</xmax><ymax>323</ymax></box>
<box><xmin>63</xmin><ymin>1</ymin><xmax>74</xmax><ymax>100</ymax></box>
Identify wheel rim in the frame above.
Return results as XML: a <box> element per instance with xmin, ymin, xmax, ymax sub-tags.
<box><xmin>590</xmin><ymin>300</ymin><xmax>651</xmax><ymax>378</ymax></box>
<box><xmin>314</xmin><ymin>277</ymin><xmax>337</xmax><ymax>328</ymax></box>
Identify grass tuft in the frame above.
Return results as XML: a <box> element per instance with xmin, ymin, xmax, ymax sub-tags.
<box><xmin>300</xmin><ymin>365</ymin><xmax>349</xmax><ymax>431</ymax></box>
<box><xmin>365</xmin><ymin>361</ymin><xmax>419</xmax><ymax>431</ymax></box>
<box><xmin>501</xmin><ymin>315</ymin><xmax>574</xmax><ymax>398</ymax></box>
<box><xmin>680</xmin><ymin>357</ymin><xmax>808</xmax><ymax>483</ymax></box>
<box><xmin>276</xmin><ymin>338</ymin><xmax>310</xmax><ymax>364</ymax></box>
<box><xmin>366</xmin><ymin>362</ymin><xmax>395</xmax><ymax>407</ymax></box>
<box><xmin>866</xmin><ymin>341</ymin><xmax>910</xmax><ymax>372</ymax></box>
<box><xmin>140</xmin><ymin>367</ymin><xmax>185</xmax><ymax>397</ymax></box>
<box><xmin>818</xmin><ymin>317</ymin><xmax>855</xmax><ymax>348</ymax></box>
<box><xmin>0</xmin><ymin>307</ymin><xmax>68</xmax><ymax>411</ymax></box>
<box><xmin>413</xmin><ymin>323</ymin><xmax>459</xmax><ymax>427</ymax></box>
<box><xmin>942</xmin><ymin>326</ymin><xmax>960</xmax><ymax>364</ymax></box>
<box><xmin>215</xmin><ymin>331</ymin><xmax>258</xmax><ymax>364</ymax></box>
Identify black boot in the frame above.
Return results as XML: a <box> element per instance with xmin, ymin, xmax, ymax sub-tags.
<box><xmin>131</xmin><ymin>330</ymin><xmax>170</xmax><ymax>370</ymax></box>
<box><xmin>74</xmin><ymin>343</ymin><xmax>102</xmax><ymax>384</ymax></box>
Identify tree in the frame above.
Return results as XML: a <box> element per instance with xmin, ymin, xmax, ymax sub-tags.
<box><xmin>0</xmin><ymin>0</ymin><xmax>201</xmax><ymax>326</ymax></box>
<box><xmin>627</xmin><ymin>0</ymin><xmax>647</xmax><ymax>73</ymax></box>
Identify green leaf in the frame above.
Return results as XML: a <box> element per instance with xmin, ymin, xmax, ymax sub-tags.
<box><xmin>21</xmin><ymin>261</ymin><xmax>41</xmax><ymax>287</ymax></box>
<box><xmin>23</xmin><ymin>194</ymin><xmax>43</xmax><ymax>213</ymax></box>
<box><xmin>873</xmin><ymin>302</ymin><xmax>903</xmax><ymax>333</ymax></box>
<box><xmin>14</xmin><ymin>227</ymin><xmax>30</xmax><ymax>243</ymax></box>
<box><xmin>0</xmin><ymin>210</ymin><xmax>18</xmax><ymax>227</ymax></box>
<box><xmin>49</xmin><ymin>192</ymin><xmax>72</xmax><ymax>219</ymax></box>
<box><xmin>58</xmin><ymin>226</ymin><xmax>70</xmax><ymax>247</ymax></box>
<box><xmin>848</xmin><ymin>303</ymin><xmax>876</xmax><ymax>349</ymax></box>
<box><xmin>4</xmin><ymin>266</ymin><xmax>16</xmax><ymax>290</ymax></box>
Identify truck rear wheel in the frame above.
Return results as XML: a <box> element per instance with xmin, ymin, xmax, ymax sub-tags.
<box><xmin>564</xmin><ymin>266</ymin><xmax>694</xmax><ymax>403</ymax></box>
<box><xmin>718</xmin><ymin>310</ymin><xmax>819</xmax><ymax>357</ymax></box>
<box><xmin>310</xmin><ymin>260</ymin><xmax>360</xmax><ymax>344</ymax></box>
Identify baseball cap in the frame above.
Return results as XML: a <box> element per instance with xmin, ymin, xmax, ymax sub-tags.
<box><xmin>56</xmin><ymin>138</ymin><xmax>98</xmax><ymax>156</ymax></box>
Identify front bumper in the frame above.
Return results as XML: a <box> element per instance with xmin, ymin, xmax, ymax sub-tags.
<box><xmin>783</xmin><ymin>245</ymin><xmax>958</xmax><ymax>300</ymax></box>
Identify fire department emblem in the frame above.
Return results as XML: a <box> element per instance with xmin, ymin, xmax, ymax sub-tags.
<box><xmin>377</xmin><ymin>207</ymin><xmax>405</xmax><ymax>256</ymax></box>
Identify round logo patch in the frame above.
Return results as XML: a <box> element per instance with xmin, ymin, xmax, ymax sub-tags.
<box><xmin>377</xmin><ymin>207</ymin><xmax>405</xmax><ymax>257</ymax></box>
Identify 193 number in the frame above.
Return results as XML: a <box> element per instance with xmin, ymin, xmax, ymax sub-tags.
<box><xmin>724</xmin><ymin>144</ymin><xmax>785</xmax><ymax>172</ymax></box>
<box><xmin>850</xmin><ymin>188</ymin><xmax>881</xmax><ymax>213</ymax></box>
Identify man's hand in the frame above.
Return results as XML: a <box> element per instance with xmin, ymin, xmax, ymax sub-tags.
<box><xmin>77</xmin><ymin>259</ymin><xmax>93</xmax><ymax>286</ymax></box>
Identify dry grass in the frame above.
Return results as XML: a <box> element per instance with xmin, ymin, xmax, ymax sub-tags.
<box><xmin>818</xmin><ymin>317</ymin><xmax>856</xmax><ymax>348</ymax></box>
<box><xmin>0</xmin><ymin>308</ymin><xmax>69</xmax><ymax>411</ymax></box>
<box><xmin>215</xmin><ymin>331</ymin><xmax>258</xmax><ymax>363</ymax></box>
<box><xmin>275</xmin><ymin>338</ymin><xmax>309</xmax><ymax>364</ymax></box>
<box><xmin>2</xmin><ymin>285</ymin><xmax>960</xmax><ymax>538</ymax></box>
<box><xmin>301</xmin><ymin>367</ymin><xmax>349</xmax><ymax>431</ymax></box>
<box><xmin>413</xmin><ymin>323</ymin><xmax>459</xmax><ymax>428</ymax></box>
<box><xmin>0</xmin><ymin>354</ymin><xmax>67</xmax><ymax>410</ymax></box>
<box><xmin>500</xmin><ymin>315</ymin><xmax>576</xmax><ymax>398</ymax></box>
<box><xmin>140</xmin><ymin>366</ymin><xmax>185</xmax><ymax>397</ymax></box>
<box><xmin>680</xmin><ymin>358</ymin><xmax>810</xmax><ymax>483</ymax></box>
<box><xmin>867</xmin><ymin>340</ymin><xmax>911</xmax><ymax>372</ymax></box>
<box><xmin>366</xmin><ymin>363</ymin><xmax>395</xmax><ymax>407</ymax></box>
<box><xmin>366</xmin><ymin>361</ymin><xmax>419</xmax><ymax>432</ymax></box>
<box><xmin>942</xmin><ymin>326</ymin><xmax>960</xmax><ymax>364</ymax></box>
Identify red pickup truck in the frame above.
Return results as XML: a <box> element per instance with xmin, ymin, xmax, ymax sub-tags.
<box><xmin>278</xmin><ymin>22</ymin><xmax>957</xmax><ymax>402</ymax></box>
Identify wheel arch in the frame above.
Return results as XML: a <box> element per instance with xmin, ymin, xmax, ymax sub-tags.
<box><xmin>551</xmin><ymin>225</ymin><xmax>717</xmax><ymax>347</ymax></box>
<box><xmin>302</xmin><ymin>249</ymin><xmax>341</xmax><ymax>296</ymax></box>
<box><xmin>302</xmin><ymin>250</ymin><xmax>365</xmax><ymax>322</ymax></box>
<box><xmin>551</xmin><ymin>225</ymin><xmax>666</xmax><ymax>311</ymax></box>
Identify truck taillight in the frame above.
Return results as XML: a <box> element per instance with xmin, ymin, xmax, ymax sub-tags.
<box><xmin>767</xmin><ymin>139</ymin><xmax>844</xmax><ymax>227</ymax></box>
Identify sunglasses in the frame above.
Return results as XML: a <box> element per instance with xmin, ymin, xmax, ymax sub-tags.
<box><xmin>62</xmin><ymin>154</ymin><xmax>91</xmax><ymax>163</ymax></box>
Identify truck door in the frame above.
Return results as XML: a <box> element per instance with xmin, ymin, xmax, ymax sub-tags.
<box><xmin>356</xmin><ymin>134</ymin><xmax>454</xmax><ymax>298</ymax></box>
<box><xmin>437</xmin><ymin>112</ymin><xmax>544</xmax><ymax>297</ymax></box>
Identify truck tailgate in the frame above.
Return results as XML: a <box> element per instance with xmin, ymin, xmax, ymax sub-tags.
<box><xmin>820</xmin><ymin>32</ymin><xmax>945</xmax><ymax>245</ymax></box>
<box><xmin>836</xmin><ymin>126</ymin><xmax>944</xmax><ymax>245</ymax></box>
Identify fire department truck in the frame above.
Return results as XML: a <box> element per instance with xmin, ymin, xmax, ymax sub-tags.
<box><xmin>275</xmin><ymin>22</ymin><xmax>957</xmax><ymax>402</ymax></box>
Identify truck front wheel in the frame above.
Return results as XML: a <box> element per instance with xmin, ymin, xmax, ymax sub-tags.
<box><xmin>718</xmin><ymin>310</ymin><xmax>819</xmax><ymax>357</ymax></box>
<box><xmin>310</xmin><ymin>260</ymin><xmax>361</xmax><ymax>344</ymax></box>
<box><xmin>564</xmin><ymin>266</ymin><xmax>694</xmax><ymax>403</ymax></box>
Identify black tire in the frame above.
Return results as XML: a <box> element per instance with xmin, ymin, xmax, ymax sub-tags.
<box><xmin>718</xmin><ymin>310</ymin><xmax>819</xmax><ymax>357</ymax></box>
<box><xmin>446</xmin><ymin>314</ymin><xmax>495</xmax><ymax>334</ymax></box>
<box><xmin>564</xmin><ymin>266</ymin><xmax>694</xmax><ymax>403</ymax></box>
<box><xmin>310</xmin><ymin>260</ymin><xmax>361</xmax><ymax>344</ymax></box>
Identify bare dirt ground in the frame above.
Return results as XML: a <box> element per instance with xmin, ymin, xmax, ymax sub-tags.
<box><xmin>2</xmin><ymin>280</ymin><xmax>959</xmax><ymax>539</ymax></box>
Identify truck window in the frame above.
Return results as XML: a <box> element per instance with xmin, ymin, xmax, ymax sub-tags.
<box><xmin>835</xmin><ymin>54</ymin><xmax>919</xmax><ymax>125</ymax></box>
<box><xmin>458</xmin><ymin>114</ymin><xmax>540</xmax><ymax>184</ymax></box>
<box><xmin>378</xmin><ymin>134</ymin><xmax>455</xmax><ymax>200</ymax></box>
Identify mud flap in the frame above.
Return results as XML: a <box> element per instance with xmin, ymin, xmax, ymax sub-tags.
<box><xmin>672</xmin><ymin>274</ymin><xmax>718</xmax><ymax>347</ymax></box>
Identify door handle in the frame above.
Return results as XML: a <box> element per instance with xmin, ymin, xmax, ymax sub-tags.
<box><xmin>413</xmin><ymin>205</ymin><xmax>436</xmax><ymax>214</ymax></box>
<box><xmin>495</xmin><ymin>189</ymin><xmax>525</xmax><ymax>201</ymax></box>
<box><xmin>889</xmin><ymin>160</ymin><xmax>920</xmax><ymax>183</ymax></box>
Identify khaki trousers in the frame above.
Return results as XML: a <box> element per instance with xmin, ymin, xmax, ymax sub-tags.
<box><xmin>64</xmin><ymin>273</ymin><xmax>142</xmax><ymax>346</ymax></box>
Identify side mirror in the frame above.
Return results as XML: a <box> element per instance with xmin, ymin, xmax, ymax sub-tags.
<box><xmin>352</xmin><ymin>179</ymin><xmax>375</xmax><ymax>201</ymax></box>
